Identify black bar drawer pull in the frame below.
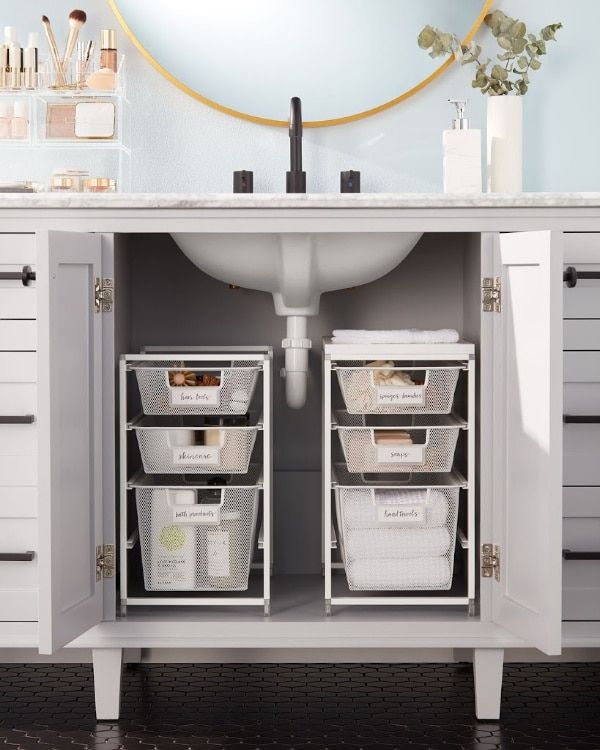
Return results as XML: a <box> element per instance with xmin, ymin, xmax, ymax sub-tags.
<box><xmin>564</xmin><ymin>266</ymin><xmax>600</xmax><ymax>288</ymax></box>
<box><xmin>0</xmin><ymin>415</ymin><xmax>35</xmax><ymax>424</ymax></box>
<box><xmin>0</xmin><ymin>552</ymin><xmax>35</xmax><ymax>562</ymax></box>
<box><xmin>563</xmin><ymin>549</ymin><xmax>600</xmax><ymax>561</ymax></box>
<box><xmin>563</xmin><ymin>415</ymin><xmax>600</xmax><ymax>424</ymax></box>
<box><xmin>0</xmin><ymin>266</ymin><xmax>36</xmax><ymax>287</ymax></box>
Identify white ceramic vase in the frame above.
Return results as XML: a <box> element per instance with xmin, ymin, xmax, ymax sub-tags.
<box><xmin>486</xmin><ymin>95</ymin><xmax>523</xmax><ymax>193</ymax></box>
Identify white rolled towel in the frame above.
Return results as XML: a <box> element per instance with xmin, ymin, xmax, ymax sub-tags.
<box><xmin>345</xmin><ymin>527</ymin><xmax>450</xmax><ymax>561</ymax></box>
<box><xmin>342</xmin><ymin>489</ymin><xmax>449</xmax><ymax>530</ymax></box>
<box><xmin>332</xmin><ymin>329</ymin><xmax>459</xmax><ymax>344</ymax></box>
<box><xmin>347</xmin><ymin>557</ymin><xmax>451</xmax><ymax>590</ymax></box>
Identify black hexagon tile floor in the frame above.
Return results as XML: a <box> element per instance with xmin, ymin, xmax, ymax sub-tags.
<box><xmin>0</xmin><ymin>663</ymin><xmax>599</xmax><ymax>749</ymax></box>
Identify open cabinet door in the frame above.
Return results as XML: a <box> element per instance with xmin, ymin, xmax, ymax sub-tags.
<box><xmin>490</xmin><ymin>231</ymin><xmax>563</xmax><ymax>655</ymax></box>
<box><xmin>37</xmin><ymin>231</ymin><xmax>105</xmax><ymax>654</ymax></box>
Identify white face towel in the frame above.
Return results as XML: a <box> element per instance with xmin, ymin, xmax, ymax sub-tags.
<box><xmin>347</xmin><ymin>557</ymin><xmax>451</xmax><ymax>590</ymax></box>
<box><xmin>345</xmin><ymin>527</ymin><xmax>451</xmax><ymax>561</ymax></box>
<box><xmin>331</xmin><ymin>329</ymin><xmax>459</xmax><ymax>344</ymax></box>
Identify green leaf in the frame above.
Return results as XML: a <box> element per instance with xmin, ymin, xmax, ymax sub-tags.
<box><xmin>517</xmin><ymin>56</ymin><xmax>528</xmax><ymax>70</ymax></box>
<box><xmin>530</xmin><ymin>57</ymin><xmax>542</xmax><ymax>70</ymax></box>
<box><xmin>536</xmin><ymin>38</ymin><xmax>547</xmax><ymax>54</ymax></box>
<box><xmin>491</xmin><ymin>64</ymin><xmax>509</xmax><ymax>81</ymax></box>
<box><xmin>511</xmin><ymin>20</ymin><xmax>527</xmax><ymax>37</ymax></box>
<box><xmin>497</xmin><ymin>51</ymin><xmax>515</xmax><ymax>61</ymax></box>
<box><xmin>526</xmin><ymin>44</ymin><xmax>537</xmax><ymax>57</ymax></box>
<box><xmin>497</xmin><ymin>35</ymin><xmax>513</xmax><ymax>50</ymax></box>
<box><xmin>511</xmin><ymin>37</ymin><xmax>527</xmax><ymax>54</ymax></box>
<box><xmin>541</xmin><ymin>22</ymin><xmax>563</xmax><ymax>41</ymax></box>
<box><xmin>417</xmin><ymin>25</ymin><xmax>437</xmax><ymax>49</ymax></box>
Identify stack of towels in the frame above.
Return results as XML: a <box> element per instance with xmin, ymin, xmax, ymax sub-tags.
<box><xmin>342</xmin><ymin>488</ymin><xmax>453</xmax><ymax>590</ymax></box>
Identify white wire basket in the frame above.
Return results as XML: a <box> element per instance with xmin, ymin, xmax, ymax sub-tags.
<box><xmin>335</xmin><ymin>412</ymin><xmax>462</xmax><ymax>474</ymax></box>
<box><xmin>133</xmin><ymin>415</ymin><xmax>259</xmax><ymax>474</ymax></box>
<box><xmin>335</xmin><ymin>363</ymin><xmax>461</xmax><ymax>415</ymax></box>
<box><xmin>132</xmin><ymin>360</ymin><xmax>261</xmax><ymax>416</ymax></box>
<box><xmin>335</xmin><ymin>485</ymin><xmax>459</xmax><ymax>591</ymax></box>
<box><xmin>136</xmin><ymin>484</ymin><xmax>259</xmax><ymax>591</ymax></box>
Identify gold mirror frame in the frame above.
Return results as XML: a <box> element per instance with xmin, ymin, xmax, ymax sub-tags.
<box><xmin>108</xmin><ymin>0</ymin><xmax>493</xmax><ymax>128</ymax></box>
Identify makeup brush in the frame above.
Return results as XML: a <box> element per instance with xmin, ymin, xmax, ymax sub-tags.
<box><xmin>41</xmin><ymin>15</ymin><xmax>66</xmax><ymax>87</ymax></box>
<box><xmin>63</xmin><ymin>10</ymin><xmax>87</xmax><ymax>78</ymax></box>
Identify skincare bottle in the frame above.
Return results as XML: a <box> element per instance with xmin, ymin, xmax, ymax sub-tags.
<box><xmin>5</xmin><ymin>27</ymin><xmax>22</xmax><ymax>90</ymax></box>
<box><xmin>442</xmin><ymin>99</ymin><xmax>482</xmax><ymax>194</ymax></box>
<box><xmin>0</xmin><ymin>101</ymin><xmax>11</xmax><ymax>139</ymax></box>
<box><xmin>10</xmin><ymin>100</ymin><xmax>28</xmax><ymax>139</ymax></box>
<box><xmin>99</xmin><ymin>29</ymin><xmax>117</xmax><ymax>72</ymax></box>
<box><xmin>23</xmin><ymin>32</ymin><xmax>39</xmax><ymax>90</ymax></box>
<box><xmin>0</xmin><ymin>39</ymin><xmax>8</xmax><ymax>90</ymax></box>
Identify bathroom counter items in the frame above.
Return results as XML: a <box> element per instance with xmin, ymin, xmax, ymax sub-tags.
<box><xmin>323</xmin><ymin>338</ymin><xmax>476</xmax><ymax>613</ymax></box>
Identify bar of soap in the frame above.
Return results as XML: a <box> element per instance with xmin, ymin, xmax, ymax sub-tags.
<box><xmin>374</xmin><ymin>430</ymin><xmax>413</xmax><ymax>445</ymax></box>
<box><xmin>204</xmin><ymin>430</ymin><xmax>223</xmax><ymax>447</ymax></box>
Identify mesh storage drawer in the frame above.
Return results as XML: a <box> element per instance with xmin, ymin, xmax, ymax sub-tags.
<box><xmin>133</xmin><ymin>361</ymin><xmax>260</xmax><ymax>415</ymax></box>
<box><xmin>136</xmin><ymin>486</ymin><xmax>259</xmax><ymax>591</ymax></box>
<box><xmin>336</xmin><ymin>364</ymin><xmax>460</xmax><ymax>415</ymax></box>
<box><xmin>335</xmin><ymin>485</ymin><xmax>459</xmax><ymax>591</ymax></box>
<box><xmin>134</xmin><ymin>416</ymin><xmax>259</xmax><ymax>474</ymax></box>
<box><xmin>335</xmin><ymin>412</ymin><xmax>461</xmax><ymax>474</ymax></box>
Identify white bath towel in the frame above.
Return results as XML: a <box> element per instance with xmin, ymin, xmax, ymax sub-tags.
<box><xmin>347</xmin><ymin>557</ymin><xmax>451</xmax><ymax>590</ymax></box>
<box><xmin>345</xmin><ymin>527</ymin><xmax>450</xmax><ymax>561</ymax></box>
<box><xmin>341</xmin><ymin>489</ymin><xmax>449</xmax><ymax>530</ymax></box>
<box><xmin>332</xmin><ymin>329</ymin><xmax>459</xmax><ymax>344</ymax></box>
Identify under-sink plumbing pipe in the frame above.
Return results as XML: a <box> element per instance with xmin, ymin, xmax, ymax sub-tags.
<box><xmin>281</xmin><ymin>315</ymin><xmax>312</xmax><ymax>409</ymax></box>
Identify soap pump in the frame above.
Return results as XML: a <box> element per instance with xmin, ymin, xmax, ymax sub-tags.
<box><xmin>443</xmin><ymin>99</ymin><xmax>481</xmax><ymax>194</ymax></box>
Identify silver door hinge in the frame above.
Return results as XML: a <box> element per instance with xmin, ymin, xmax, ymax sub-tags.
<box><xmin>482</xmin><ymin>277</ymin><xmax>501</xmax><ymax>313</ymax></box>
<box><xmin>96</xmin><ymin>544</ymin><xmax>115</xmax><ymax>581</ymax></box>
<box><xmin>94</xmin><ymin>277</ymin><xmax>113</xmax><ymax>313</ymax></box>
<box><xmin>481</xmin><ymin>543</ymin><xmax>500</xmax><ymax>581</ymax></box>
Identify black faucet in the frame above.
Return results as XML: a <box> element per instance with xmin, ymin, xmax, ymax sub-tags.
<box><xmin>286</xmin><ymin>96</ymin><xmax>306</xmax><ymax>193</ymax></box>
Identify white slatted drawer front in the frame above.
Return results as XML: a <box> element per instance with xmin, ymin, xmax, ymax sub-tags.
<box><xmin>0</xmin><ymin>235</ymin><xmax>36</xmax><ymax>265</ymax></box>
<box><xmin>0</xmin><ymin>455</ymin><xmax>37</xmax><ymax>486</ymax></box>
<box><xmin>563</xmin><ymin>264</ymin><xmax>600</xmax><ymax>319</ymax></box>
<box><xmin>0</xmin><ymin>517</ymin><xmax>37</xmax><ymax>622</ymax></box>
<box><xmin>0</xmin><ymin>353</ymin><xmax>37</xmax><ymax>383</ymax></box>
<box><xmin>564</xmin><ymin>422</ymin><xmax>600</xmax><ymax>485</ymax></box>
<box><xmin>564</xmin><ymin>320</ymin><xmax>600</xmax><ymax>351</ymax></box>
<box><xmin>564</xmin><ymin>517</ymin><xmax>600</xmax><ymax>549</ymax></box>
<box><xmin>0</xmin><ymin>383</ymin><xmax>36</xmax><ymax>414</ymax></box>
<box><xmin>0</xmin><ymin>287</ymin><xmax>36</xmax><ymax>320</ymax></box>
<box><xmin>563</xmin><ymin>561</ymin><xmax>600</xmax><ymax>620</ymax></box>
<box><xmin>0</xmin><ymin>487</ymin><xmax>37</xmax><ymax>518</ymax></box>
<box><xmin>564</xmin><ymin>487</ymin><xmax>600</xmax><ymax>518</ymax></box>
<box><xmin>564</xmin><ymin>352</ymin><xmax>600</xmax><ymax>414</ymax></box>
<box><xmin>0</xmin><ymin>321</ymin><xmax>36</xmax><ymax>351</ymax></box>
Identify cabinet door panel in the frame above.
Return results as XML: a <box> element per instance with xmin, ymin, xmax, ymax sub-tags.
<box><xmin>492</xmin><ymin>231</ymin><xmax>563</xmax><ymax>654</ymax></box>
<box><xmin>37</xmin><ymin>231</ymin><xmax>104</xmax><ymax>654</ymax></box>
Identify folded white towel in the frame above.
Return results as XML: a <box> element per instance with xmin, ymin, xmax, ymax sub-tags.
<box><xmin>341</xmin><ymin>489</ymin><xmax>449</xmax><ymax>530</ymax></box>
<box><xmin>332</xmin><ymin>329</ymin><xmax>459</xmax><ymax>344</ymax></box>
<box><xmin>347</xmin><ymin>557</ymin><xmax>451</xmax><ymax>590</ymax></box>
<box><xmin>345</xmin><ymin>527</ymin><xmax>450</xmax><ymax>561</ymax></box>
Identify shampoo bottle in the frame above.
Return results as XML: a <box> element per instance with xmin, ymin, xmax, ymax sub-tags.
<box><xmin>443</xmin><ymin>99</ymin><xmax>481</xmax><ymax>194</ymax></box>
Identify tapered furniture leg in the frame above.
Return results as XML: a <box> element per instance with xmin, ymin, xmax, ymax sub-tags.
<box><xmin>92</xmin><ymin>648</ymin><xmax>123</xmax><ymax>720</ymax></box>
<box><xmin>473</xmin><ymin>648</ymin><xmax>504</xmax><ymax>720</ymax></box>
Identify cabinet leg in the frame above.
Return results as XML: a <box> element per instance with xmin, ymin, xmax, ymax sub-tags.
<box><xmin>92</xmin><ymin>648</ymin><xmax>123</xmax><ymax>721</ymax></box>
<box><xmin>473</xmin><ymin>648</ymin><xmax>503</xmax><ymax>720</ymax></box>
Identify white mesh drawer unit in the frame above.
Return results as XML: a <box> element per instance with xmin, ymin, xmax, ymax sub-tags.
<box><xmin>334</xmin><ymin>411</ymin><xmax>465</xmax><ymax>474</ymax></box>
<box><xmin>336</xmin><ymin>363</ymin><xmax>462</xmax><ymax>415</ymax></box>
<box><xmin>131</xmin><ymin>360</ymin><xmax>261</xmax><ymax>416</ymax></box>
<box><xmin>132</xmin><ymin>414</ymin><xmax>260</xmax><ymax>474</ymax></box>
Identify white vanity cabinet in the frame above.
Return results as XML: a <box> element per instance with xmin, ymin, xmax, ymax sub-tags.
<box><xmin>0</xmin><ymin>201</ymin><xmax>598</xmax><ymax>723</ymax></box>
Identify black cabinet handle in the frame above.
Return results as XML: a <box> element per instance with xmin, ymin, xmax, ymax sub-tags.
<box><xmin>563</xmin><ymin>415</ymin><xmax>600</xmax><ymax>424</ymax></box>
<box><xmin>0</xmin><ymin>552</ymin><xmax>35</xmax><ymax>562</ymax></box>
<box><xmin>563</xmin><ymin>549</ymin><xmax>600</xmax><ymax>561</ymax></box>
<box><xmin>0</xmin><ymin>266</ymin><xmax>36</xmax><ymax>286</ymax></box>
<box><xmin>564</xmin><ymin>266</ymin><xmax>600</xmax><ymax>288</ymax></box>
<box><xmin>0</xmin><ymin>415</ymin><xmax>35</xmax><ymax>424</ymax></box>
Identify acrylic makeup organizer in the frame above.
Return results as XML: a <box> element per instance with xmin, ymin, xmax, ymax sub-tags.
<box><xmin>0</xmin><ymin>55</ymin><xmax>130</xmax><ymax>191</ymax></box>
<box><xmin>119</xmin><ymin>348</ymin><xmax>272</xmax><ymax>614</ymax></box>
<box><xmin>322</xmin><ymin>339</ymin><xmax>475</xmax><ymax>614</ymax></box>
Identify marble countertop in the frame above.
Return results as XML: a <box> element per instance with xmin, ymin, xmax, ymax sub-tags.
<box><xmin>2</xmin><ymin>192</ymin><xmax>600</xmax><ymax>209</ymax></box>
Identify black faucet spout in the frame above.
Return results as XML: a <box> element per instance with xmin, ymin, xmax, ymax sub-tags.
<box><xmin>287</xmin><ymin>96</ymin><xmax>306</xmax><ymax>193</ymax></box>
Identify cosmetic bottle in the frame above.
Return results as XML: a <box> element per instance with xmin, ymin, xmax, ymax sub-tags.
<box><xmin>0</xmin><ymin>101</ymin><xmax>11</xmax><ymax>139</ymax></box>
<box><xmin>100</xmin><ymin>29</ymin><xmax>117</xmax><ymax>72</ymax></box>
<box><xmin>0</xmin><ymin>38</ymin><xmax>9</xmax><ymax>90</ymax></box>
<box><xmin>23</xmin><ymin>33</ymin><xmax>39</xmax><ymax>90</ymax></box>
<box><xmin>5</xmin><ymin>28</ymin><xmax>22</xmax><ymax>90</ymax></box>
<box><xmin>442</xmin><ymin>99</ymin><xmax>481</xmax><ymax>194</ymax></box>
<box><xmin>10</xmin><ymin>100</ymin><xmax>28</xmax><ymax>139</ymax></box>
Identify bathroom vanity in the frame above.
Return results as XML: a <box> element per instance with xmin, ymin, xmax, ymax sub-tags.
<box><xmin>0</xmin><ymin>192</ymin><xmax>599</xmax><ymax>722</ymax></box>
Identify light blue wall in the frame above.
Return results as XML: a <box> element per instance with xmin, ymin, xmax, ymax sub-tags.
<box><xmin>6</xmin><ymin>0</ymin><xmax>597</xmax><ymax>192</ymax></box>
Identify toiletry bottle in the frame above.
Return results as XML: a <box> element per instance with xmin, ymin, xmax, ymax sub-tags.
<box><xmin>23</xmin><ymin>32</ymin><xmax>39</xmax><ymax>90</ymax></box>
<box><xmin>5</xmin><ymin>27</ymin><xmax>22</xmax><ymax>90</ymax></box>
<box><xmin>100</xmin><ymin>29</ymin><xmax>117</xmax><ymax>72</ymax></box>
<box><xmin>0</xmin><ymin>101</ymin><xmax>11</xmax><ymax>139</ymax></box>
<box><xmin>443</xmin><ymin>99</ymin><xmax>482</xmax><ymax>194</ymax></box>
<box><xmin>10</xmin><ymin>100</ymin><xmax>28</xmax><ymax>139</ymax></box>
<box><xmin>0</xmin><ymin>38</ymin><xmax>8</xmax><ymax>90</ymax></box>
<box><xmin>151</xmin><ymin>489</ymin><xmax>197</xmax><ymax>590</ymax></box>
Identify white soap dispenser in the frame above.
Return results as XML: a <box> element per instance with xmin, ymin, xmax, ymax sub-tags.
<box><xmin>443</xmin><ymin>99</ymin><xmax>481</xmax><ymax>194</ymax></box>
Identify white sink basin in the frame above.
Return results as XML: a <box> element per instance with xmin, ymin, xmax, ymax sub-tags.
<box><xmin>171</xmin><ymin>231</ymin><xmax>422</xmax><ymax>407</ymax></box>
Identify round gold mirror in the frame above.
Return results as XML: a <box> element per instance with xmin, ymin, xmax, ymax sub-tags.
<box><xmin>109</xmin><ymin>0</ymin><xmax>492</xmax><ymax>127</ymax></box>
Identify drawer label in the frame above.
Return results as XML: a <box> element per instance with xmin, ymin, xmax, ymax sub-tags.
<box><xmin>376</xmin><ymin>444</ymin><xmax>424</xmax><ymax>464</ymax></box>
<box><xmin>377</xmin><ymin>504</ymin><xmax>425</xmax><ymax>526</ymax></box>
<box><xmin>170</xmin><ymin>387</ymin><xmax>220</xmax><ymax>406</ymax></box>
<box><xmin>376</xmin><ymin>386</ymin><xmax>424</xmax><ymax>406</ymax></box>
<box><xmin>172</xmin><ymin>445</ymin><xmax>220</xmax><ymax>466</ymax></box>
<box><xmin>173</xmin><ymin>504</ymin><xmax>221</xmax><ymax>526</ymax></box>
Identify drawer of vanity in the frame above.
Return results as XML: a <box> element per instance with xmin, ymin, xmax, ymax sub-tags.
<box><xmin>0</xmin><ymin>321</ymin><xmax>36</xmax><ymax>351</ymax></box>
<box><xmin>564</xmin><ymin>352</ymin><xmax>600</xmax><ymax>414</ymax></box>
<box><xmin>0</xmin><ymin>379</ymin><xmax>37</xmax><ymax>457</ymax></box>
<box><xmin>564</xmin><ymin>320</ymin><xmax>600</xmax><ymax>351</ymax></box>
<box><xmin>564</xmin><ymin>487</ymin><xmax>600</xmax><ymax>518</ymax></box>
<box><xmin>564</xmin><ymin>421</ymin><xmax>600</xmax><ymax>485</ymax></box>
<box><xmin>0</xmin><ymin>353</ymin><xmax>37</xmax><ymax>383</ymax></box>
<box><xmin>0</xmin><ymin>235</ymin><xmax>37</xmax><ymax>320</ymax></box>
<box><xmin>0</xmin><ymin>517</ymin><xmax>37</xmax><ymax>622</ymax></box>
<box><xmin>562</xmin><ymin>559</ymin><xmax>600</xmax><ymax>620</ymax></box>
<box><xmin>0</xmin><ymin>487</ymin><xmax>37</xmax><ymax>518</ymax></box>
<box><xmin>0</xmin><ymin>235</ymin><xmax>36</xmax><ymax>265</ymax></box>
<box><xmin>563</xmin><ymin>264</ymin><xmax>600</xmax><ymax>319</ymax></box>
